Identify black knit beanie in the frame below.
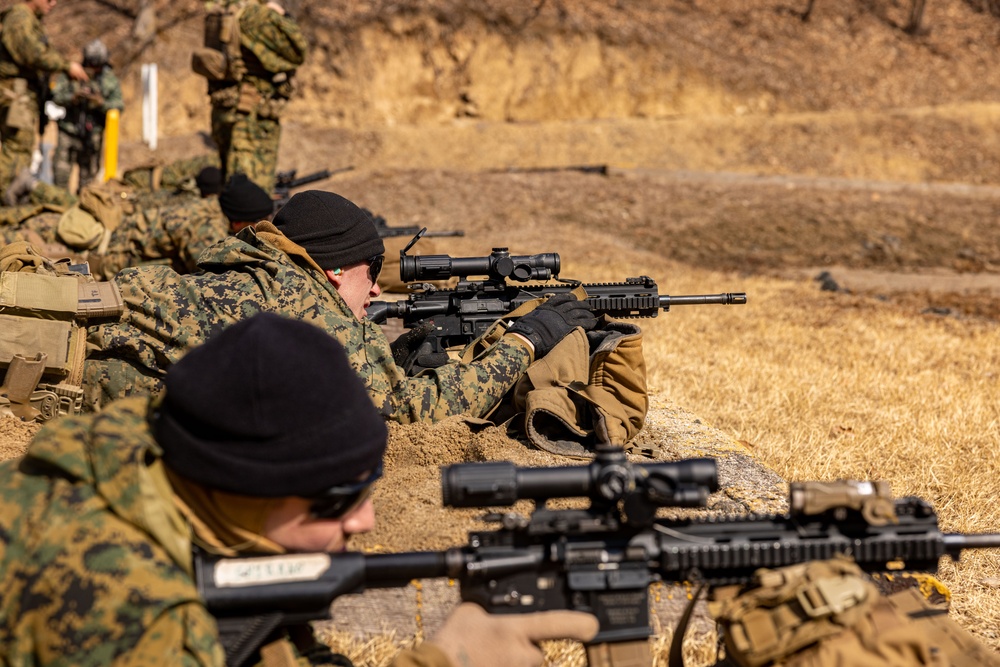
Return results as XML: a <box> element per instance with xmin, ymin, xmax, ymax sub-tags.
<box><xmin>195</xmin><ymin>167</ymin><xmax>223</xmax><ymax>197</ymax></box>
<box><xmin>219</xmin><ymin>173</ymin><xmax>275</xmax><ymax>223</ymax></box>
<box><xmin>153</xmin><ymin>312</ymin><xmax>387</xmax><ymax>497</ymax></box>
<box><xmin>271</xmin><ymin>190</ymin><xmax>385</xmax><ymax>271</ymax></box>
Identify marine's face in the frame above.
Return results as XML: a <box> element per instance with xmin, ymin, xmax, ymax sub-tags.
<box><xmin>327</xmin><ymin>260</ymin><xmax>382</xmax><ymax>319</ymax></box>
<box><xmin>261</xmin><ymin>496</ymin><xmax>375</xmax><ymax>553</ymax></box>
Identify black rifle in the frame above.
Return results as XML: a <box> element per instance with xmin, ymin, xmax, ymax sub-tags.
<box><xmin>366</xmin><ymin>235</ymin><xmax>746</xmax><ymax>373</ymax></box>
<box><xmin>272</xmin><ymin>166</ymin><xmax>354</xmax><ymax>213</ymax></box>
<box><xmin>363</xmin><ymin>208</ymin><xmax>465</xmax><ymax>239</ymax></box>
<box><xmin>197</xmin><ymin>448</ymin><xmax>1000</xmax><ymax>666</ymax></box>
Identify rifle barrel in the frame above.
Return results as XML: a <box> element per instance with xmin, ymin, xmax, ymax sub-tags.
<box><xmin>660</xmin><ymin>292</ymin><xmax>747</xmax><ymax>308</ymax></box>
<box><xmin>943</xmin><ymin>532</ymin><xmax>1000</xmax><ymax>556</ymax></box>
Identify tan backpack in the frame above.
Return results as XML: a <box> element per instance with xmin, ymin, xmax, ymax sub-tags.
<box><xmin>191</xmin><ymin>1</ymin><xmax>250</xmax><ymax>82</ymax></box>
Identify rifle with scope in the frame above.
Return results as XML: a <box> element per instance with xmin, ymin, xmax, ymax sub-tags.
<box><xmin>197</xmin><ymin>447</ymin><xmax>1000</xmax><ymax>667</ymax></box>
<box><xmin>365</xmin><ymin>231</ymin><xmax>747</xmax><ymax>374</ymax></box>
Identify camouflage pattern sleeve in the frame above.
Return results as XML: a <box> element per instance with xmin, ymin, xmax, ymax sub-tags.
<box><xmin>50</xmin><ymin>71</ymin><xmax>74</xmax><ymax>106</ymax></box>
<box><xmin>98</xmin><ymin>67</ymin><xmax>124</xmax><ymax>113</ymax></box>
<box><xmin>0</xmin><ymin>400</ymin><xmax>225</xmax><ymax>666</ymax></box>
<box><xmin>84</xmin><ymin>231</ymin><xmax>531</xmax><ymax>421</ymax></box>
<box><xmin>352</xmin><ymin>317</ymin><xmax>532</xmax><ymax>424</ymax></box>
<box><xmin>240</xmin><ymin>4</ymin><xmax>308</xmax><ymax>72</ymax></box>
<box><xmin>0</xmin><ymin>5</ymin><xmax>70</xmax><ymax>74</ymax></box>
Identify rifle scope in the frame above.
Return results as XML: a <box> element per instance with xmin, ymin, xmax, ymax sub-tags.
<box><xmin>400</xmin><ymin>248</ymin><xmax>560</xmax><ymax>283</ymax></box>
<box><xmin>441</xmin><ymin>447</ymin><xmax>718</xmax><ymax>510</ymax></box>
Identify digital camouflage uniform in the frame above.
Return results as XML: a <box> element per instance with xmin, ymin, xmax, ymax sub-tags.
<box><xmin>122</xmin><ymin>153</ymin><xmax>221</xmax><ymax>199</ymax></box>
<box><xmin>83</xmin><ymin>223</ymin><xmax>533</xmax><ymax>421</ymax></box>
<box><xmin>87</xmin><ymin>196</ymin><xmax>229</xmax><ymax>280</ymax></box>
<box><xmin>0</xmin><ymin>397</ymin><xmax>224</xmax><ymax>666</ymax></box>
<box><xmin>208</xmin><ymin>2</ymin><xmax>307</xmax><ymax>192</ymax></box>
<box><xmin>51</xmin><ymin>65</ymin><xmax>125</xmax><ymax>191</ymax></box>
<box><xmin>0</xmin><ymin>195</ymin><xmax>229</xmax><ymax>280</ymax></box>
<box><xmin>0</xmin><ymin>3</ymin><xmax>72</xmax><ymax>192</ymax></box>
<box><xmin>0</xmin><ymin>393</ymin><xmax>461</xmax><ymax>667</ymax></box>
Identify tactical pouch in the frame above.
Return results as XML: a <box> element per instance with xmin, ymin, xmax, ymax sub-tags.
<box><xmin>3</xmin><ymin>78</ymin><xmax>34</xmax><ymax>130</ymax></box>
<box><xmin>709</xmin><ymin>558</ymin><xmax>882</xmax><ymax>667</ymax></box>
<box><xmin>236</xmin><ymin>81</ymin><xmax>262</xmax><ymax>114</ymax></box>
<box><xmin>56</xmin><ymin>206</ymin><xmax>104</xmax><ymax>250</ymax></box>
<box><xmin>0</xmin><ymin>257</ymin><xmax>123</xmax><ymax>422</ymax></box>
<box><xmin>191</xmin><ymin>48</ymin><xmax>229</xmax><ymax>81</ymax></box>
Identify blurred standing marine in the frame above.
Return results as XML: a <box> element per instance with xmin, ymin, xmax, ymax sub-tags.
<box><xmin>0</xmin><ymin>0</ymin><xmax>89</xmax><ymax>194</ymax></box>
<box><xmin>194</xmin><ymin>0</ymin><xmax>308</xmax><ymax>192</ymax></box>
<box><xmin>51</xmin><ymin>39</ymin><xmax>124</xmax><ymax>192</ymax></box>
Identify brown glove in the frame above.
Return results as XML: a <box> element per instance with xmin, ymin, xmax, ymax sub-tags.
<box><xmin>428</xmin><ymin>603</ymin><xmax>599</xmax><ymax>667</ymax></box>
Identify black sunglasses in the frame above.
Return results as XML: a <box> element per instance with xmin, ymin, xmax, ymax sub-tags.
<box><xmin>309</xmin><ymin>463</ymin><xmax>383</xmax><ymax>520</ymax></box>
<box><xmin>367</xmin><ymin>255</ymin><xmax>384</xmax><ymax>284</ymax></box>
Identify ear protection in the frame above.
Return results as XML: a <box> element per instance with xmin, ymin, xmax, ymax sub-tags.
<box><xmin>332</xmin><ymin>268</ymin><xmax>342</xmax><ymax>275</ymax></box>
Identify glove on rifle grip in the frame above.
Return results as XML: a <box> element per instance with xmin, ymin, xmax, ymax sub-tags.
<box><xmin>506</xmin><ymin>293</ymin><xmax>597</xmax><ymax>358</ymax></box>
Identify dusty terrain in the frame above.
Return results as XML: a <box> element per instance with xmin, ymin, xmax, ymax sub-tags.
<box><xmin>1</xmin><ymin>0</ymin><xmax>1000</xmax><ymax>663</ymax></box>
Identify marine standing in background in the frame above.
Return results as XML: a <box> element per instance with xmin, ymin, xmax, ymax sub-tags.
<box><xmin>50</xmin><ymin>39</ymin><xmax>124</xmax><ymax>193</ymax></box>
<box><xmin>197</xmin><ymin>0</ymin><xmax>308</xmax><ymax>192</ymax></box>
<box><xmin>0</xmin><ymin>0</ymin><xmax>89</xmax><ymax>194</ymax></box>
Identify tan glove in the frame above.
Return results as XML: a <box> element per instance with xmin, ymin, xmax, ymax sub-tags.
<box><xmin>427</xmin><ymin>603</ymin><xmax>599</xmax><ymax>667</ymax></box>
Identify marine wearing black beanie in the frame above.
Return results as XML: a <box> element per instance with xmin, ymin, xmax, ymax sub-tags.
<box><xmin>219</xmin><ymin>173</ymin><xmax>275</xmax><ymax>223</ymax></box>
<box><xmin>153</xmin><ymin>313</ymin><xmax>387</xmax><ymax>497</ymax></box>
<box><xmin>271</xmin><ymin>190</ymin><xmax>385</xmax><ymax>271</ymax></box>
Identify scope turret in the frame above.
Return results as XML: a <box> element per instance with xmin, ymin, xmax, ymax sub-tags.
<box><xmin>400</xmin><ymin>248</ymin><xmax>561</xmax><ymax>283</ymax></box>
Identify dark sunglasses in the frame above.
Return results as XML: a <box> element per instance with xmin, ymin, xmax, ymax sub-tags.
<box><xmin>367</xmin><ymin>255</ymin><xmax>384</xmax><ymax>284</ymax></box>
<box><xmin>309</xmin><ymin>463</ymin><xmax>383</xmax><ymax>520</ymax></box>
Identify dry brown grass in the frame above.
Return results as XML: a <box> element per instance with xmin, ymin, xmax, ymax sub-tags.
<box><xmin>639</xmin><ymin>267</ymin><xmax>1000</xmax><ymax>652</ymax></box>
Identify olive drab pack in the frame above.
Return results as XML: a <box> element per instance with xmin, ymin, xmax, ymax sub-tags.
<box><xmin>191</xmin><ymin>1</ymin><xmax>250</xmax><ymax>82</ymax></box>
<box><xmin>0</xmin><ymin>242</ymin><xmax>123</xmax><ymax>422</ymax></box>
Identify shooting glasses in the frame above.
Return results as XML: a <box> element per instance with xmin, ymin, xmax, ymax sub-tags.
<box><xmin>309</xmin><ymin>462</ymin><xmax>383</xmax><ymax>519</ymax></box>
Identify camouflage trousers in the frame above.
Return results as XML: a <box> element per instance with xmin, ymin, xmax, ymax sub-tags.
<box><xmin>210</xmin><ymin>106</ymin><xmax>280</xmax><ymax>193</ymax></box>
<box><xmin>0</xmin><ymin>99</ymin><xmax>38</xmax><ymax>194</ymax></box>
<box><xmin>81</xmin><ymin>357</ymin><xmax>165</xmax><ymax>413</ymax></box>
<box><xmin>53</xmin><ymin>129</ymin><xmax>102</xmax><ymax>193</ymax></box>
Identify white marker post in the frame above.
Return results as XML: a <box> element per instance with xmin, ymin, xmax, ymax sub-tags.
<box><xmin>141</xmin><ymin>63</ymin><xmax>158</xmax><ymax>150</ymax></box>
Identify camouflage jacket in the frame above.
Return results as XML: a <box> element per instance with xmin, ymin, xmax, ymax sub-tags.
<box><xmin>0</xmin><ymin>397</ymin><xmax>225</xmax><ymax>666</ymax></box>
<box><xmin>0</xmin><ymin>3</ymin><xmax>69</xmax><ymax>84</ymax></box>
<box><xmin>84</xmin><ymin>225</ymin><xmax>532</xmax><ymax>422</ymax></box>
<box><xmin>91</xmin><ymin>196</ymin><xmax>229</xmax><ymax>280</ymax></box>
<box><xmin>240</xmin><ymin>3</ymin><xmax>307</xmax><ymax>76</ymax></box>
<box><xmin>51</xmin><ymin>65</ymin><xmax>125</xmax><ymax>136</ymax></box>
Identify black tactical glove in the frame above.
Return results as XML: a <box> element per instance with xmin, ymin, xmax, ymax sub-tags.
<box><xmin>506</xmin><ymin>293</ymin><xmax>597</xmax><ymax>359</ymax></box>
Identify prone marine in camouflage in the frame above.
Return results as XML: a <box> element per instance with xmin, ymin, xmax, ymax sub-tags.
<box><xmin>204</xmin><ymin>0</ymin><xmax>308</xmax><ymax>192</ymax></box>
<box><xmin>0</xmin><ymin>0</ymin><xmax>89</xmax><ymax>193</ymax></box>
<box><xmin>83</xmin><ymin>191</ymin><xmax>535</xmax><ymax>423</ymax></box>
<box><xmin>0</xmin><ymin>184</ymin><xmax>230</xmax><ymax>280</ymax></box>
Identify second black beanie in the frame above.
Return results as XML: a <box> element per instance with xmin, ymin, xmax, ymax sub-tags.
<box><xmin>219</xmin><ymin>173</ymin><xmax>275</xmax><ymax>223</ymax></box>
<box><xmin>153</xmin><ymin>312</ymin><xmax>388</xmax><ymax>497</ymax></box>
<box><xmin>272</xmin><ymin>190</ymin><xmax>385</xmax><ymax>271</ymax></box>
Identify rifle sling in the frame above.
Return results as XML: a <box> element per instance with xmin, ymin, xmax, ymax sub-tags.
<box><xmin>667</xmin><ymin>584</ymin><xmax>706</xmax><ymax>667</ymax></box>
